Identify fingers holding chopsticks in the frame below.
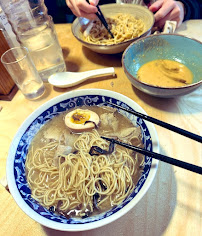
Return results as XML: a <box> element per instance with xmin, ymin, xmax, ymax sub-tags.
<box><xmin>66</xmin><ymin>0</ymin><xmax>99</xmax><ymax>20</ymax></box>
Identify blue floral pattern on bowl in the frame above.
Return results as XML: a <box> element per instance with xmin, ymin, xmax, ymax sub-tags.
<box><xmin>14</xmin><ymin>95</ymin><xmax>153</xmax><ymax>224</ymax></box>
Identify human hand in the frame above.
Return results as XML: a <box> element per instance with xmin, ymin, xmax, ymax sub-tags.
<box><xmin>149</xmin><ymin>0</ymin><xmax>185</xmax><ymax>29</ymax></box>
<box><xmin>66</xmin><ymin>0</ymin><xmax>99</xmax><ymax>20</ymax></box>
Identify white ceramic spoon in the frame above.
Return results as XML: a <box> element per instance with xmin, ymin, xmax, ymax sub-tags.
<box><xmin>48</xmin><ymin>67</ymin><xmax>115</xmax><ymax>88</ymax></box>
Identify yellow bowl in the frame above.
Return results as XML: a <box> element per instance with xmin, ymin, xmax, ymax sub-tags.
<box><xmin>72</xmin><ymin>4</ymin><xmax>154</xmax><ymax>54</ymax></box>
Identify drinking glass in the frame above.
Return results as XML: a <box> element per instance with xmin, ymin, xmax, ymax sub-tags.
<box><xmin>0</xmin><ymin>0</ymin><xmax>66</xmax><ymax>82</ymax></box>
<box><xmin>1</xmin><ymin>46</ymin><xmax>45</xmax><ymax>100</ymax></box>
<box><xmin>17</xmin><ymin>16</ymin><xmax>66</xmax><ymax>82</ymax></box>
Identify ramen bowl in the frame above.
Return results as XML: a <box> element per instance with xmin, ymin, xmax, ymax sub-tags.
<box><xmin>72</xmin><ymin>4</ymin><xmax>154</xmax><ymax>54</ymax></box>
<box><xmin>122</xmin><ymin>34</ymin><xmax>202</xmax><ymax>98</ymax></box>
<box><xmin>7</xmin><ymin>89</ymin><xmax>159</xmax><ymax>231</ymax></box>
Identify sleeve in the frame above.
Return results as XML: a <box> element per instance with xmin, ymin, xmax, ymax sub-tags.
<box><xmin>179</xmin><ymin>0</ymin><xmax>202</xmax><ymax>21</ymax></box>
<box><xmin>44</xmin><ymin>0</ymin><xmax>76</xmax><ymax>23</ymax></box>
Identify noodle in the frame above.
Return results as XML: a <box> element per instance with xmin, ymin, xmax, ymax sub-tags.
<box><xmin>26</xmin><ymin>129</ymin><xmax>143</xmax><ymax>218</ymax></box>
<box><xmin>83</xmin><ymin>13</ymin><xmax>145</xmax><ymax>45</ymax></box>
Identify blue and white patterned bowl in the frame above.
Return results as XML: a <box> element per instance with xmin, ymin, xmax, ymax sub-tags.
<box><xmin>7</xmin><ymin>89</ymin><xmax>159</xmax><ymax>231</ymax></box>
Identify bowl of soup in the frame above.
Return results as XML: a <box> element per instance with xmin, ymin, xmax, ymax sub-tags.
<box><xmin>7</xmin><ymin>89</ymin><xmax>159</xmax><ymax>231</ymax></box>
<box><xmin>71</xmin><ymin>4</ymin><xmax>154</xmax><ymax>54</ymax></box>
<box><xmin>122</xmin><ymin>34</ymin><xmax>202</xmax><ymax>98</ymax></box>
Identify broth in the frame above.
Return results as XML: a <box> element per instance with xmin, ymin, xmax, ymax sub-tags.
<box><xmin>26</xmin><ymin>106</ymin><xmax>144</xmax><ymax>219</ymax></box>
<box><xmin>137</xmin><ymin>59</ymin><xmax>193</xmax><ymax>87</ymax></box>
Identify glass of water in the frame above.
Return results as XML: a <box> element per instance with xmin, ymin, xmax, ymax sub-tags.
<box><xmin>1</xmin><ymin>46</ymin><xmax>45</xmax><ymax>100</ymax></box>
<box><xmin>17</xmin><ymin>16</ymin><xmax>66</xmax><ymax>82</ymax></box>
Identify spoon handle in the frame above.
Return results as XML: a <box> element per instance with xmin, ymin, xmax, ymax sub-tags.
<box><xmin>48</xmin><ymin>67</ymin><xmax>115</xmax><ymax>88</ymax></box>
<box><xmin>80</xmin><ymin>67</ymin><xmax>115</xmax><ymax>79</ymax></box>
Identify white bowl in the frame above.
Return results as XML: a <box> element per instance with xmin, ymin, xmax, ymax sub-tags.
<box><xmin>7</xmin><ymin>89</ymin><xmax>159</xmax><ymax>231</ymax></box>
<box><xmin>72</xmin><ymin>4</ymin><xmax>154</xmax><ymax>54</ymax></box>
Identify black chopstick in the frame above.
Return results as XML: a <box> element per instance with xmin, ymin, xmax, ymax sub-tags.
<box><xmin>106</xmin><ymin>101</ymin><xmax>202</xmax><ymax>143</ymax></box>
<box><xmin>96</xmin><ymin>5</ymin><xmax>114</xmax><ymax>38</ymax></box>
<box><xmin>86</xmin><ymin>0</ymin><xmax>114</xmax><ymax>38</ymax></box>
<box><xmin>101</xmin><ymin>136</ymin><xmax>202</xmax><ymax>175</ymax></box>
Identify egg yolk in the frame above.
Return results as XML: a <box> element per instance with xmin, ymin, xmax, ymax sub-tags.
<box><xmin>71</xmin><ymin>111</ymin><xmax>90</xmax><ymax>124</ymax></box>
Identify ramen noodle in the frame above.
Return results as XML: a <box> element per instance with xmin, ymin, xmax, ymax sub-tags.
<box><xmin>25</xmin><ymin>106</ymin><xmax>144</xmax><ymax>219</ymax></box>
<box><xmin>83</xmin><ymin>13</ymin><xmax>145</xmax><ymax>45</ymax></box>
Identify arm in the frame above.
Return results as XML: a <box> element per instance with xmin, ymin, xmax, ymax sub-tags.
<box><xmin>66</xmin><ymin>0</ymin><xmax>99</xmax><ymax>20</ymax></box>
<box><xmin>149</xmin><ymin>0</ymin><xmax>185</xmax><ymax>29</ymax></box>
<box><xmin>178</xmin><ymin>0</ymin><xmax>202</xmax><ymax>21</ymax></box>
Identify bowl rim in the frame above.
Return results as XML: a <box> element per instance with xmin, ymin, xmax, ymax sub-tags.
<box><xmin>122</xmin><ymin>33</ymin><xmax>202</xmax><ymax>90</ymax></box>
<box><xmin>71</xmin><ymin>3</ymin><xmax>155</xmax><ymax>48</ymax></box>
<box><xmin>6</xmin><ymin>89</ymin><xmax>159</xmax><ymax>231</ymax></box>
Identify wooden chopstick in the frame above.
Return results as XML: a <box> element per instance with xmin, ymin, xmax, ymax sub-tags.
<box><xmin>106</xmin><ymin>101</ymin><xmax>202</xmax><ymax>143</ymax></box>
<box><xmin>101</xmin><ymin>136</ymin><xmax>202</xmax><ymax>175</ymax></box>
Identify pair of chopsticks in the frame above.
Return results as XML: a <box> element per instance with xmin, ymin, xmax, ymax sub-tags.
<box><xmin>106</xmin><ymin>102</ymin><xmax>202</xmax><ymax>143</ymax></box>
<box><xmin>102</xmin><ymin>101</ymin><xmax>202</xmax><ymax>175</ymax></box>
<box><xmin>86</xmin><ymin>0</ymin><xmax>114</xmax><ymax>38</ymax></box>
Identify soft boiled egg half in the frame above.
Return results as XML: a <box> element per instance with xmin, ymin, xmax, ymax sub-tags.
<box><xmin>65</xmin><ymin>109</ymin><xmax>100</xmax><ymax>133</ymax></box>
